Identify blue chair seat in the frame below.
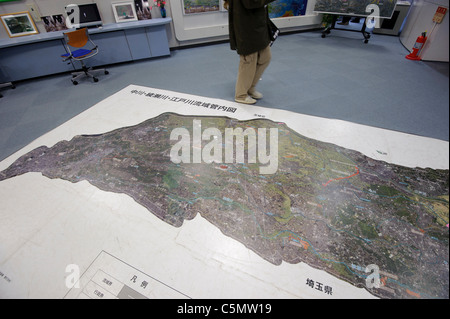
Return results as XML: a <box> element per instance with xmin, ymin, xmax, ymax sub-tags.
<box><xmin>61</xmin><ymin>48</ymin><xmax>94</xmax><ymax>59</ymax></box>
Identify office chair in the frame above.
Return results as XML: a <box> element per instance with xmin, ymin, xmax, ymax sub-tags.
<box><xmin>0</xmin><ymin>82</ymin><xmax>15</xmax><ymax>98</ymax></box>
<box><xmin>61</xmin><ymin>28</ymin><xmax>109</xmax><ymax>85</ymax></box>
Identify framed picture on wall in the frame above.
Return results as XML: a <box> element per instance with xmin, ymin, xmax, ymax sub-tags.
<box><xmin>183</xmin><ymin>0</ymin><xmax>220</xmax><ymax>15</ymax></box>
<box><xmin>135</xmin><ymin>0</ymin><xmax>153</xmax><ymax>20</ymax></box>
<box><xmin>41</xmin><ymin>15</ymin><xmax>68</xmax><ymax>32</ymax></box>
<box><xmin>0</xmin><ymin>11</ymin><xmax>39</xmax><ymax>38</ymax></box>
<box><xmin>112</xmin><ymin>1</ymin><xmax>138</xmax><ymax>22</ymax></box>
<box><xmin>52</xmin><ymin>14</ymin><xmax>68</xmax><ymax>31</ymax></box>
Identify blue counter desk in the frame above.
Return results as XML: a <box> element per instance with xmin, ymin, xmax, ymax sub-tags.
<box><xmin>0</xmin><ymin>18</ymin><xmax>172</xmax><ymax>82</ymax></box>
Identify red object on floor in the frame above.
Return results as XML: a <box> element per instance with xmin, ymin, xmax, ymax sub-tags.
<box><xmin>406</xmin><ymin>32</ymin><xmax>428</xmax><ymax>61</ymax></box>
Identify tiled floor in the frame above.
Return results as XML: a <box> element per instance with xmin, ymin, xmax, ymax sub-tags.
<box><xmin>0</xmin><ymin>28</ymin><xmax>448</xmax><ymax>161</ymax></box>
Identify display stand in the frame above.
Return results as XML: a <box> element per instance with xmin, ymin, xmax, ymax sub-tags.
<box><xmin>321</xmin><ymin>15</ymin><xmax>371</xmax><ymax>43</ymax></box>
<box><xmin>0</xmin><ymin>82</ymin><xmax>15</xmax><ymax>98</ymax></box>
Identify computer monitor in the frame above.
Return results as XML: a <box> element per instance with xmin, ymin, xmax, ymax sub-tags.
<box><xmin>66</xmin><ymin>3</ymin><xmax>103</xmax><ymax>29</ymax></box>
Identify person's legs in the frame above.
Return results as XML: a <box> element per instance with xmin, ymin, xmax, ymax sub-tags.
<box><xmin>235</xmin><ymin>46</ymin><xmax>271</xmax><ymax>103</ymax></box>
<box><xmin>249</xmin><ymin>45</ymin><xmax>271</xmax><ymax>98</ymax></box>
<box><xmin>235</xmin><ymin>51</ymin><xmax>258</xmax><ymax>103</ymax></box>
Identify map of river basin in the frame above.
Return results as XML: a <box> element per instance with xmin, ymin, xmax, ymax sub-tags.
<box><xmin>0</xmin><ymin>112</ymin><xmax>448</xmax><ymax>299</ymax></box>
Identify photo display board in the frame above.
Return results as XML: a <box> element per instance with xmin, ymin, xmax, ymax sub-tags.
<box><xmin>314</xmin><ymin>0</ymin><xmax>398</xmax><ymax>18</ymax></box>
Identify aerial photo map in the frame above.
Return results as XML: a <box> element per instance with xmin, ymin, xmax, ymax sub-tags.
<box><xmin>0</xmin><ymin>111</ymin><xmax>448</xmax><ymax>299</ymax></box>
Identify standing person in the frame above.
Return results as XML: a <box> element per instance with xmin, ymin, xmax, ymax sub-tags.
<box><xmin>225</xmin><ymin>0</ymin><xmax>276</xmax><ymax>105</ymax></box>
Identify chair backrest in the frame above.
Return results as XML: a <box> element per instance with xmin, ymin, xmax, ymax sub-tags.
<box><xmin>64</xmin><ymin>28</ymin><xmax>89</xmax><ymax>48</ymax></box>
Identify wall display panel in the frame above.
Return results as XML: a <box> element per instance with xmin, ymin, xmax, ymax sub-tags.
<box><xmin>183</xmin><ymin>0</ymin><xmax>220</xmax><ymax>15</ymax></box>
<box><xmin>314</xmin><ymin>0</ymin><xmax>398</xmax><ymax>18</ymax></box>
<box><xmin>269</xmin><ymin>0</ymin><xmax>308</xmax><ymax>19</ymax></box>
<box><xmin>171</xmin><ymin>0</ymin><xmax>322</xmax><ymax>41</ymax></box>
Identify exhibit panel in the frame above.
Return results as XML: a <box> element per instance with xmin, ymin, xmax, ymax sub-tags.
<box><xmin>314</xmin><ymin>0</ymin><xmax>399</xmax><ymax>18</ymax></box>
<box><xmin>0</xmin><ymin>1</ymin><xmax>324</xmax><ymax>48</ymax></box>
<box><xmin>171</xmin><ymin>0</ymin><xmax>322</xmax><ymax>42</ymax></box>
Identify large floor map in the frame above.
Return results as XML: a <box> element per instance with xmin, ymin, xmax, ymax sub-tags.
<box><xmin>0</xmin><ymin>85</ymin><xmax>448</xmax><ymax>299</ymax></box>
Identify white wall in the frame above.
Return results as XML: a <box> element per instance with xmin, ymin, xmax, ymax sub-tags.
<box><xmin>0</xmin><ymin>1</ymin><xmax>168</xmax><ymax>37</ymax></box>
<box><xmin>1</xmin><ymin>0</ymin><xmax>323</xmax><ymax>46</ymax></box>
<box><xmin>400</xmin><ymin>0</ymin><xmax>449</xmax><ymax>62</ymax></box>
<box><xmin>170</xmin><ymin>0</ymin><xmax>322</xmax><ymax>45</ymax></box>
<box><xmin>0</xmin><ymin>0</ymin><xmax>108</xmax><ymax>39</ymax></box>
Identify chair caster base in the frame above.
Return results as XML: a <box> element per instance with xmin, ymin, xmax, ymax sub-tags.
<box><xmin>69</xmin><ymin>68</ymin><xmax>108</xmax><ymax>85</ymax></box>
